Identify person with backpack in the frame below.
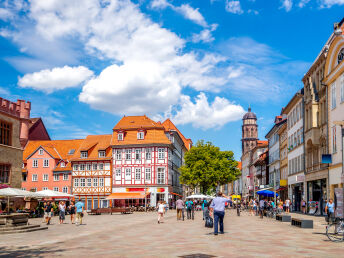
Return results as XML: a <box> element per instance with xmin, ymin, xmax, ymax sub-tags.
<box><xmin>202</xmin><ymin>199</ymin><xmax>208</xmax><ymax>220</ymax></box>
<box><xmin>185</xmin><ymin>200</ymin><xmax>194</xmax><ymax>220</ymax></box>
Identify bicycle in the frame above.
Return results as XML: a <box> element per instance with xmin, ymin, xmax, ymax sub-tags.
<box><xmin>326</xmin><ymin>218</ymin><xmax>344</xmax><ymax>242</ymax></box>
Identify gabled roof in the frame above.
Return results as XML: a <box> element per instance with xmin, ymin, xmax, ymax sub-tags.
<box><xmin>111</xmin><ymin>116</ymin><xmax>171</xmax><ymax>146</ymax></box>
<box><xmin>28</xmin><ymin>117</ymin><xmax>51</xmax><ymax>140</ymax></box>
<box><xmin>71</xmin><ymin>134</ymin><xmax>112</xmax><ymax>161</ymax></box>
<box><xmin>113</xmin><ymin>115</ymin><xmax>164</xmax><ymax>131</ymax></box>
<box><xmin>24</xmin><ymin>139</ymin><xmax>83</xmax><ymax>161</ymax></box>
<box><xmin>162</xmin><ymin>118</ymin><xmax>192</xmax><ymax>150</ymax></box>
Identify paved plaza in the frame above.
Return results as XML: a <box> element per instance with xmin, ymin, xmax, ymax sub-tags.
<box><xmin>1</xmin><ymin>209</ymin><xmax>344</xmax><ymax>257</ymax></box>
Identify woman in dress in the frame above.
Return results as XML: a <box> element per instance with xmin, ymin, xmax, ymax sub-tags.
<box><xmin>157</xmin><ymin>201</ymin><xmax>165</xmax><ymax>224</ymax></box>
<box><xmin>69</xmin><ymin>201</ymin><xmax>76</xmax><ymax>224</ymax></box>
<box><xmin>58</xmin><ymin>201</ymin><xmax>66</xmax><ymax>224</ymax></box>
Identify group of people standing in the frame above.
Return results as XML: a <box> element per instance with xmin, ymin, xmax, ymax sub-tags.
<box><xmin>42</xmin><ymin>198</ymin><xmax>85</xmax><ymax>226</ymax></box>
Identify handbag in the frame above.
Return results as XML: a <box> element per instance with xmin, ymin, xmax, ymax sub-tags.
<box><xmin>205</xmin><ymin>217</ymin><xmax>213</xmax><ymax>228</ymax></box>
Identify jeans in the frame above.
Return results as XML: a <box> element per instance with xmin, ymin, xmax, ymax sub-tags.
<box><xmin>187</xmin><ymin>208</ymin><xmax>194</xmax><ymax>220</ymax></box>
<box><xmin>214</xmin><ymin>210</ymin><xmax>225</xmax><ymax>234</ymax></box>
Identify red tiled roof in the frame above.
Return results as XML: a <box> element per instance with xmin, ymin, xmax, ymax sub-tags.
<box><xmin>162</xmin><ymin>119</ymin><xmax>192</xmax><ymax>150</ymax></box>
<box><xmin>113</xmin><ymin>115</ymin><xmax>164</xmax><ymax>130</ymax></box>
<box><xmin>71</xmin><ymin>135</ymin><xmax>112</xmax><ymax>161</ymax></box>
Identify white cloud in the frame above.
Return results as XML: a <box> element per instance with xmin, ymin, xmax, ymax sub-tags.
<box><xmin>18</xmin><ymin>66</ymin><xmax>94</xmax><ymax>93</ymax></box>
<box><xmin>319</xmin><ymin>0</ymin><xmax>344</xmax><ymax>7</ymax></box>
<box><xmin>298</xmin><ymin>0</ymin><xmax>310</xmax><ymax>8</ymax></box>
<box><xmin>280</xmin><ymin>0</ymin><xmax>293</xmax><ymax>11</ymax></box>
<box><xmin>156</xmin><ymin>93</ymin><xmax>245</xmax><ymax>129</ymax></box>
<box><xmin>150</xmin><ymin>0</ymin><xmax>172</xmax><ymax>9</ymax></box>
<box><xmin>0</xmin><ymin>87</ymin><xmax>10</xmax><ymax>96</ymax></box>
<box><xmin>174</xmin><ymin>4</ymin><xmax>208</xmax><ymax>27</ymax></box>
<box><xmin>225</xmin><ymin>0</ymin><xmax>244</xmax><ymax>14</ymax></box>
<box><xmin>247</xmin><ymin>9</ymin><xmax>259</xmax><ymax>15</ymax></box>
<box><xmin>192</xmin><ymin>24</ymin><xmax>218</xmax><ymax>43</ymax></box>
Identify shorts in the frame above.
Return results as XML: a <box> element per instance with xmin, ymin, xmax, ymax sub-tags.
<box><xmin>44</xmin><ymin>212</ymin><xmax>52</xmax><ymax>218</ymax></box>
<box><xmin>59</xmin><ymin>211</ymin><xmax>65</xmax><ymax>220</ymax></box>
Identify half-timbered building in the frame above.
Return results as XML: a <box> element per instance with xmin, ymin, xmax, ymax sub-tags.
<box><xmin>109</xmin><ymin>116</ymin><xmax>189</xmax><ymax>207</ymax></box>
<box><xmin>71</xmin><ymin>135</ymin><xmax>112</xmax><ymax>210</ymax></box>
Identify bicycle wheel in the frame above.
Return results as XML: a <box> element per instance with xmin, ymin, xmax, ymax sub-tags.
<box><xmin>326</xmin><ymin>223</ymin><xmax>344</xmax><ymax>242</ymax></box>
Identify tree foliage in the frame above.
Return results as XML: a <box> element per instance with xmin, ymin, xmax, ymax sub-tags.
<box><xmin>179</xmin><ymin>140</ymin><xmax>241</xmax><ymax>194</ymax></box>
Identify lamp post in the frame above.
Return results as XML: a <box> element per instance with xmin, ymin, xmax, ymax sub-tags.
<box><xmin>274</xmin><ymin>168</ymin><xmax>277</xmax><ymax>206</ymax></box>
<box><xmin>145</xmin><ymin>180</ymin><xmax>147</xmax><ymax>212</ymax></box>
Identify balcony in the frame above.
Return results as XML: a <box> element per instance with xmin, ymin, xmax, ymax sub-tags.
<box><xmin>305</xmin><ymin>127</ymin><xmax>320</xmax><ymax>145</ymax></box>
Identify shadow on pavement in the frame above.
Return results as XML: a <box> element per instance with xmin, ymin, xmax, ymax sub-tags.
<box><xmin>0</xmin><ymin>246</ymin><xmax>64</xmax><ymax>257</ymax></box>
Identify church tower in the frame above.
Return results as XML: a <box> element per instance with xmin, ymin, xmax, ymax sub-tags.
<box><xmin>241</xmin><ymin>106</ymin><xmax>258</xmax><ymax>154</ymax></box>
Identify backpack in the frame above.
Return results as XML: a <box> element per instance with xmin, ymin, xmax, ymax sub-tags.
<box><xmin>187</xmin><ymin>202</ymin><xmax>192</xmax><ymax>209</ymax></box>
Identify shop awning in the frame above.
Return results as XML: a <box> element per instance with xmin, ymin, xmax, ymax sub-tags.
<box><xmin>276</xmin><ymin>187</ymin><xmax>287</xmax><ymax>192</ymax></box>
<box><xmin>106</xmin><ymin>192</ymin><xmax>149</xmax><ymax>200</ymax></box>
<box><xmin>170</xmin><ymin>192</ymin><xmax>183</xmax><ymax>197</ymax></box>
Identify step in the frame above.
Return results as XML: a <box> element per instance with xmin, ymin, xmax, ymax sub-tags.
<box><xmin>0</xmin><ymin>224</ymin><xmax>40</xmax><ymax>231</ymax></box>
<box><xmin>0</xmin><ymin>226</ymin><xmax>48</xmax><ymax>234</ymax></box>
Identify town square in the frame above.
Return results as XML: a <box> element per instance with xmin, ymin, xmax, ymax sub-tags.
<box><xmin>1</xmin><ymin>0</ymin><xmax>344</xmax><ymax>257</ymax></box>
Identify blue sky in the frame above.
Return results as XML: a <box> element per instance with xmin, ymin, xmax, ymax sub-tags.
<box><xmin>0</xmin><ymin>0</ymin><xmax>343</xmax><ymax>160</ymax></box>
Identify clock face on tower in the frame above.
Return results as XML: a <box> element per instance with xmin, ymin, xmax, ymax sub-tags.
<box><xmin>338</xmin><ymin>48</ymin><xmax>344</xmax><ymax>64</ymax></box>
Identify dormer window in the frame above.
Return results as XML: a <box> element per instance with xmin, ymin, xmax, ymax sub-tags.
<box><xmin>39</xmin><ymin>149</ymin><xmax>43</xmax><ymax>155</ymax></box>
<box><xmin>137</xmin><ymin>132</ymin><xmax>144</xmax><ymax>140</ymax></box>
<box><xmin>60</xmin><ymin>162</ymin><xmax>65</xmax><ymax>168</ymax></box>
<box><xmin>81</xmin><ymin>151</ymin><xmax>88</xmax><ymax>158</ymax></box>
<box><xmin>98</xmin><ymin>151</ymin><xmax>106</xmax><ymax>157</ymax></box>
<box><xmin>118</xmin><ymin>133</ymin><xmax>123</xmax><ymax>141</ymax></box>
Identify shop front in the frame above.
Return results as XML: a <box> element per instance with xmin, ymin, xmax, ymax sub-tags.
<box><xmin>288</xmin><ymin>173</ymin><xmax>305</xmax><ymax>212</ymax></box>
<box><xmin>307</xmin><ymin>178</ymin><xmax>327</xmax><ymax>215</ymax></box>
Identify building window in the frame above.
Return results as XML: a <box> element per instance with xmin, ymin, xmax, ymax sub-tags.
<box><xmin>87</xmin><ymin>178</ymin><xmax>92</xmax><ymax>187</ymax></box>
<box><xmin>99</xmin><ymin>178</ymin><xmax>104</xmax><ymax>187</ymax></box>
<box><xmin>93</xmin><ymin>164</ymin><xmax>97</xmax><ymax>170</ymax></box>
<box><xmin>81</xmin><ymin>151</ymin><xmax>88</xmax><ymax>158</ymax></box>
<box><xmin>145</xmin><ymin>148</ymin><xmax>151</xmax><ymax>160</ymax></box>
<box><xmin>333</xmin><ymin>126</ymin><xmax>337</xmax><ymax>153</ymax></box>
<box><xmin>54</xmin><ymin>187</ymin><xmax>59</xmax><ymax>192</ymax></box>
<box><xmin>86</xmin><ymin>164</ymin><xmax>92</xmax><ymax>171</ymax></box>
<box><xmin>332</xmin><ymin>83</ymin><xmax>337</xmax><ymax>109</ymax></box>
<box><xmin>63</xmin><ymin>174</ymin><xmax>68</xmax><ymax>181</ymax></box>
<box><xmin>60</xmin><ymin>162</ymin><xmax>65</xmax><ymax>168</ymax></box>
<box><xmin>39</xmin><ymin>149</ymin><xmax>44</xmax><ymax>155</ymax></box>
<box><xmin>145</xmin><ymin>168</ymin><xmax>151</xmax><ymax>181</ymax></box>
<box><xmin>116</xmin><ymin>150</ymin><xmax>122</xmax><ymax>160</ymax></box>
<box><xmin>158</xmin><ymin>148</ymin><xmax>165</xmax><ymax>159</ymax></box>
<box><xmin>137</xmin><ymin>132</ymin><xmax>144</xmax><ymax>140</ymax></box>
<box><xmin>42</xmin><ymin>187</ymin><xmax>48</xmax><ymax>191</ymax></box>
<box><xmin>73</xmin><ymin>164</ymin><xmax>78</xmax><ymax>171</ymax></box>
<box><xmin>135</xmin><ymin>168</ymin><xmax>141</xmax><ymax>180</ymax></box>
<box><xmin>99</xmin><ymin>163</ymin><xmax>104</xmax><ymax>170</ymax></box>
<box><xmin>98</xmin><ymin>151</ymin><xmax>106</xmax><ymax>158</ymax></box>
<box><xmin>43</xmin><ymin>174</ymin><xmax>48</xmax><ymax>181</ymax></box>
<box><xmin>115</xmin><ymin>168</ymin><xmax>121</xmax><ymax>177</ymax></box>
<box><xmin>80</xmin><ymin>178</ymin><xmax>86</xmax><ymax>187</ymax></box>
<box><xmin>63</xmin><ymin>187</ymin><xmax>68</xmax><ymax>193</ymax></box>
<box><xmin>0</xmin><ymin>120</ymin><xmax>11</xmax><ymax>146</ymax></box>
<box><xmin>118</xmin><ymin>133</ymin><xmax>123</xmax><ymax>141</ymax></box>
<box><xmin>43</xmin><ymin>159</ymin><xmax>49</xmax><ymax>167</ymax></box>
<box><xmin>157</xmin><ymin>168</ymin><xmax>165</xmax><ymax>184</ymax></box>
<box><xmin>74</xmin><ymin>178</ymin><xmax>79</xmax><ymax>187</ymax></box>
<box><xmin>125</xmin><ymin>149</ymin><xmax>132</xmax><ymax>160</ymax></box>
<box><xmin>135</xmin><ymin>149</ymin><xmax>141</xmax><ymax>160</ymax></box>
<box><xmin>53</xmin><ymin>174</ymin><xmax>59</xmax><ymax>181</ymax></box>
<box><xmin>80</xmin><ymin>164</ymin><xmax>85</xmax><ymax>171</ymax></box>
<box><xmin>125</xmin><ymin>168</ymin><xmax>131</xmax><ymax>177</ymax></box>
<box><xmin>31</xmin><ymin>187</ymin><xmax>37</xmax><ymax>192</ymax></box>
<box><xmin>93</xmin><ymin>178</ymin><xmax>98</xmax><ymax>187</ymax></box>
<box><xmin>33</xmin><ymin>159</ymin><xmax>38</xmax><ymax>168</ymax></box>
<box><xmin>32</xmin><ymin>174</ymin><xmax>38</xmax><ymax>182</ymax></box>
<box><xmin>0</xmin><ymin>164</ymin><xmax>10</xmax><ymax>183</ymax></box>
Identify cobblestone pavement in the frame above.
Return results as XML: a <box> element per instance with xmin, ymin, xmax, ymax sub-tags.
<box><xmin>1</xmin><ymin>209</ymin><xmax>344</xmax><ymax>257</ymax></box>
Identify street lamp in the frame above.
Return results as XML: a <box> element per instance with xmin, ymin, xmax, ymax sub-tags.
<box><xmin>274</xmin><ymin>168</ymin><xmax>277</xmax><ymax>206</ymax></box>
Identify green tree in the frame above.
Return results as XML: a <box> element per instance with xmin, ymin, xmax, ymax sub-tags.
<box><xmin>179</xmin><ymin>140</ymin><xmax>241</xmax><ymax>194</ymax></box>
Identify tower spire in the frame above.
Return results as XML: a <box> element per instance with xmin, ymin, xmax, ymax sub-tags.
<box><xmin>248</xmin><ymin>104</ymin><xmax>251</xmax><ymax>112</ymax></box>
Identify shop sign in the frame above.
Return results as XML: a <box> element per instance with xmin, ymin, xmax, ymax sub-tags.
<box><xmin>335</xmin><ymin>188</ymin><xmax>344</xmax><ymax>218</ymax></box>
<box><xmin>296</xmin><ymin>175</ymin><xmax>304</xmax><ymax>182</ymax></box>
<box><xmin>126</xmin><ymin>188</ymin><xmax>145</xmax><ymax>192</ymax></box>
<box><xmin>157</xmin><ymin>188</ymin><xmax>165</xmax><ymax>193</ymax></box>
<box><xmin>280</xmin><ymin>180</ymin><xmax>287</xmax><ymax>186</ymax></box>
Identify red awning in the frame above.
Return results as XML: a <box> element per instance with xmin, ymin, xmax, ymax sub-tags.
<box><xmin>106</xmin><ymin>192</ymin><xmax>150</xmax><ymax>200</ymax></box>
<box><xmin>276</xmin><ymin>187</ymin><xmax>287</xmax><ymax>192</ymax></box>
<box><xmin>170</xmin><ymin>192</ymin><xmax>183</xmax><ymax>197</ymax></box>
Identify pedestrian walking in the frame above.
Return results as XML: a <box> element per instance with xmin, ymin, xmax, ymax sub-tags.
<box><xmin>75</xmin><ymin>198</ymin><xmax>85</xmax><ymax>226</ymax></box>
<box><xmin>185</xmin><ymin>200</ymin><xmax>194</xmax><ymax>220</ymax></box>
<box><xmin>285</xmin><ymin>198</ymin><xmax>290</xmax><ymax>213</ymax></box>
<box><xmin>301</xmin><ymin>199</ymin><xmax>306</xmax><ymax>214</ymax></box>
<box><xmin>157</xmin><ymin>201</ymin><xmax>165</xmax><ymax>224</ymax></box>
<box><xmin>69</xmin><ymin>201</ymin><xmax>76</xmax><ymax>224</ymax></box>
<box><xmin>259</xmin><ymin>198</ymin><xmax>265</xmax><ymax>218</ymax></box>
<box><xmin>44</xmin><ymin>201</ymin><xmax>53</xmax><ymax>225</ymax></box>
<box><xmin>202</xmin><ymin>199</ymin><xmax>208</xmax><ymax>220</ymax></box>
<box><xmin>209</xmin><ymin>192</ymin><xmax>231</xmax><ymax>235</ymax></box>
<box><xmin>42</xmin><ymin>201</ymin><xmax>47</xmax><ymax>223</ymax></box>
<box><xmin>325</xmin><ymin>199</ymin><xmax>335</xmax><ymax>224</ymax></box>
<box><xmin>58</xmin><ymin>201</ymin><xmax>66</xmax><ymax>224</ymax></box>
<box><xmin>176</xmin><ymin>198</ymin><xmax>184</xmax><ymax>221</ymax></box>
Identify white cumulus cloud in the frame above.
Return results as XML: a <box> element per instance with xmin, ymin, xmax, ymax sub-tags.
<box><xmin>18</xmin><ymin>66</ymin><xmax>94</xmax><ymax>93</ymax></box>
<box><xmin>225</xmin><ymin>0</ymin><xmax>244</xmax><ymax>14</ymax></box>
<box><xmin>280</xmin><ymin>0</ymin><xmax>293</xmax><ymax>11</ymax></box>
<box><xmin>319</xmin><ymin>0</ymin><xmax>344</xmax><ymax>7</ymax></box>
<box><xmin>175</xmin><ymin>4</ymin><xmax>208</xmax><ymax>27</ymax></box>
